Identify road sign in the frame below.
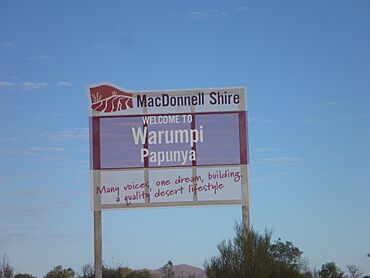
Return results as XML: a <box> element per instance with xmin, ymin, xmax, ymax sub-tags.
<box><xmin>89</xmin><ymin>84</ymin><xmax>248</xmax><ymax>210</ymax></box>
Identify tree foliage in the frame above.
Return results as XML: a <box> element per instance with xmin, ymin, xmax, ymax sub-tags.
<box><xmin>44</xmin><ymin>265</ymin><xmax>75</xmax><ymax>278</ymax></box>
<box><xmin>270</xmin><ymin>238</ymin><xmax>304</xmax><ymax>270</ymax></box>
<box><xmin>102</xmin><ymin>266</ymin><xmax>152</xmax><ymax>278</ymax></box>
<box><xmin>0</xmin><ymin>254</ymin><xmax>14</xmax><ymax>278</ymax></box>
<box><xmin>80</xmin><ymin>265</ymin><xmax>94</xmax><ymax>278</ymax></box>
<box><xmin>78</xmin><ymin>264</ymin><xmax>152</xmax><ymax>278</ymax></box>
<box><xmin>162</xmin><ymin>261</ymin><xmax>174</xmax><ymax>278</ymax></box>
<box><xmin>14</xmin><ymin>274</ymin><xmax>36</xmax><ymax>278</ymax></box>
<box><xmin>346</xmin><ymin>264</ymin><xmax>362</xmax><ymax>278</ymax></box>
<box><xmin>204</xmin><ymin>223</ymin><xmax>308</xmax><ymax>278</ymax></box>
<box><xmin>125</xmin><ymin>270</ymin><xmax>152</xmax><ymax>278</ymax></box>
<box><xmin>318</xmin><ymin>262</ymin><xmax>344</xmax><ymax>278</ymax></box>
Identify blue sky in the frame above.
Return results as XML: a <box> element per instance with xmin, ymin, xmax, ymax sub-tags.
<box><xmin>1</xmin><ymin>0</ymin><xmax>370</xmax><ymax>276</ymax></box>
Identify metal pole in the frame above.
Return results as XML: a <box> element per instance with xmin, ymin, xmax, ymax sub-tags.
<box><xmin>242</xmin><ymin>165</ymin><xmax>250</xmax><ymax>230</ymax></box>
<box><xmin>242</xmin><ymin>204</ymin><xmax>250</xmax><ymax>230</ymax></box>
<box><xmin>94</xmin><ymin>210</ymin><xmax>102</xmax><ymax>278</ymax></box>
<box><xmin>241</xmin><ymin>164</ymin><xmax>250</xmax><ymax>231</ymax></box>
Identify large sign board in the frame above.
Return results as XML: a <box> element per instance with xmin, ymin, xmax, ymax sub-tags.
<box><xmin>88</xmin><ymin>84</ymin><xmax>248</xmax><ymax>210</ymax></box>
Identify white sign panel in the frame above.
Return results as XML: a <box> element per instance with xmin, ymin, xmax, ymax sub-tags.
<box><xmin>88</xmin><ymin>84</ymin><xmax>248</xmax><ymax>210</ymax></box>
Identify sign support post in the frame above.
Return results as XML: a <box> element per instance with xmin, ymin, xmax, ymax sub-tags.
<box><xmin>94</xmin><ymin>210</ymin><xmax>102</xmax><ymax>278</ymax></box>
<box><xmin>242</xmin><ymin>205</ymin><xmax>249</xmax><ymax>230</ymax></box>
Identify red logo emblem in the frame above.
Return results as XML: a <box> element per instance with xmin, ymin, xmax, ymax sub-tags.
<box><xmin>89</xmin><ymin>85</ymin><xmax>133</xmax><ymax>112</ymax></box>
